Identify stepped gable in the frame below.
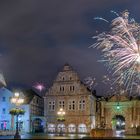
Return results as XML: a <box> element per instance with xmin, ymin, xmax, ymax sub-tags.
<box><xmin>62</xmin><ymin>63</ymin><xmax>73</xmax><ymax>71</ymax></box>
<box><xmin>22</xmin><ymin>89</ymin><xmax>42</xmax><ymax>104</ymax></box>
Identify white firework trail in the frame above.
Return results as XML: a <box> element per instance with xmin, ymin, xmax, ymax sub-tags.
<box><xmin>91</xmin><ymin>10</ymin><xmax>140</xmax><ymax>96</ymax></box>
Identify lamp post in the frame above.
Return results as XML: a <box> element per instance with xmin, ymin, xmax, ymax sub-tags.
<box><xmin>11</xmin><ymin>92</ymin><xmax>24</xmax><ymax>139</ymax></box>
<box><xmin>57</xmin><ymin>108</ymin><xmax>65</xmax><ymax>136</ymax></box>
<box><xmin>116</xmin><ymin>102</ymin><xmax>120</xmax><ymax>110</ymax></box>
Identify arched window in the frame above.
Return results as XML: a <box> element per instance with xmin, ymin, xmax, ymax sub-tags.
<box><xmin>48</xmin><ymin>124</ymin><xmax>56</xmax><ymax>133</ymax></box>
<box><xmin>78</xmin><ymin>124</ymin><xmax>87</xmax><ymax>133</ymax></box>
<box><xmin>68</xmin><ymin>124</ymin><xmax>76</xmax><ymax>133</ymax></box>
<box><xmin>57</xmin><ymin>124</ymin><xmax>65</xmax><ymax>132</ymax></box>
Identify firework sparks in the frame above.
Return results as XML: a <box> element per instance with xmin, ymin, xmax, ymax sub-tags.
<box><xmin>92</xmin><ymin>10</ymin><xmax>140</xmax><ymax>96</ymax></box>
<box><xmin>33</xmin><ymin>82</ymin><xmax>46</xmax><ymax>92</ymax></box>
<box><xmin>110</xmin><ymin>10</ymin><xmax>119</xmax><ymax>17</ymax></box>
<box><xmin>94</xmin><ymin>17</ymin><xmax>109</xmax><ymax>23</ymax></box>
<box><xmin>83</xmin><ymin>76</ymin><xmax>98</xmax><ymax>91</ymax></box>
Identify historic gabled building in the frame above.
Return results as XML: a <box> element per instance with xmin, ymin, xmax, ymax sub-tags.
<box><xmin>44</xmin><ymin>63</ymin><xmax>96</xmax><ymax>133</ymax></box>
<box><xmin>21</xmin><ymin>89</ymin><xmax>46</xmax><ymax>133</ymax></box>
<box><xmin>96</xmin><ymin>93</ymin><xmax>140</xmax><ymax>135</ymax></box>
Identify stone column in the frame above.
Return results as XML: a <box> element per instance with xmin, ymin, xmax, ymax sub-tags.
<box><xmin>133</xmin><ymin>101</ymin><xmax>136</xmax><ymax>127</ymax></box>
<box><xmin>101</xmin><ymin>102</ymin><xmax>104</xmax><ymax>117</ymax></box>
<box><xmin>30</xmin><ymin>119</ymin><xmax>33</xmax><ymax>133</ymax></box>
<box><xmin>43</xmin><ymin>97</ymin><xmax>47</xmax><ymax>118</ymax></box>
<box><xmin>101</xmin><ymin>101</ymin><xmax>105</xmax><ymax>128</ymax></box>
<box><xmin>11</xmin><ymin>115</ymin><xmax>14</xmax><ymax>130</ymax></box>
<box><xmin>131</xmin><ymin>107</ymin><xmax>133</xmax><ymax>127</ymax></box>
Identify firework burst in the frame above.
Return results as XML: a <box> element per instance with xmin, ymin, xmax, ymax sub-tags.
<box><xmin>83</xmin><ymin>76</ymin><xmax>98</xmax><ymax>91</ymax></box>
<box><xmin>33</xmin><ymin>82</ymin><xmax>46</xmax><ymax>92</ymax></box>
<box><xmin>91</xmin><ymin>10</ymin><xmax>140</xmax><ymax>96</ymax></box>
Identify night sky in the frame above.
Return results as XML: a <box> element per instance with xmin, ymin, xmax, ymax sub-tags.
<box><xmin>0</xmin><ymin>0</ymin><xmax>140</xmax><ymax>96</ymax></box>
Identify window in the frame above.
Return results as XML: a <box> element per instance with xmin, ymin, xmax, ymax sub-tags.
<box><xmin>62</xmin><ymin>77</ymin><xmax>65</xmax><ymax>80</ymax></box>
<box><xmin>68</xmin><ymin>101</ymin><xmax>72</xmax><ymax>110</ymax></box>
<box><xmin>70</xmin><ymin>86</ymin><xmax>71</xmax><ymax>91</ymax></box>
<box><xmin>73</xmin><ymin>86</ymin><xmax>75</xmax><ymax>91</ymax></box>
<box><xmin>70</xmin><ymin>86</ymin><xmax>74</xmax><ymax>91</ymax></box>
<box><xmin>2</xmin><ymin>108</ymin><xmax>6</xmax><ymax>114</ymax></box>
<box><xmin>2</xmin><ymin>97</ymin><xmax>6</xmax><ymax>102</ymax></box>
<box><xmin>48</xmin><ymin>101</ymin><xmax>55</xmax><ymax>111</ymax></box>
<box><xmin>9</xmin><ymin>97</ymin><xmax>12</xmax><ymax>102</ymax></box>
<box><xmin>78</xmin><ymin>124</ymin><xmax>87</xmax><ymax>133</ymax></box>
<box><xmin>60</xmin><ymin>86</ymin><xmax>64</xmax><ymax>91</ymax></box>
<box><xmin>36</xmin><ymin>98</ymin><xmax>39</xmax><ymax>104</ymax></box>
<box><xmin>72</xmin><ymin>101</ymin><xmax>75</xmax><ymax>110</ymax></box>
<box><xmin>59</xmin><ymin>100</ymin><xmax>65</xmax><ymax>109</ymax></box>
<box><xmin>70</xmin><ymin>77</ymin><xmax>72</xmax><ymax>80</ymax></box>
<box><xmin>68</xmin><ymin>100</ymin><xmax>75</xmax><ymax>110</ymax></box>
<box><xmin>79</xmin><ymin>100</ymin><xmax>86</xmax><ymax>110</ymax></box>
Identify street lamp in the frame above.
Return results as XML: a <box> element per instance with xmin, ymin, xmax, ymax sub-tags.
<box><xmin>11</xmin><ymin>92</ymin><xmax>24</xmax><ymax>139</ymax></box>
<box><xmin>57</xmin><ymin>108</ymin><xmax>65</xmax><ymax>136</ymax></box>
<box><xmin>116</xmin><ymin>102</ymin><xmax>120</xmax><ymax>110</ymax></box>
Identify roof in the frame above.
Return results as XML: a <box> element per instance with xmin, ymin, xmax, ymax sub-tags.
<box><xmin>0</xmin><ymin>73</ymin><xmax>6</xmax><ymax>87</ymax></box>
<box><xmin>0</xmin><ymin>87</ymin><xmax>13</xmax><ymax>95</ymax></box>
<box><xmin>22</xmin><ymin>89</ymin><xmax>42</xmax><ymax>104</ymax></box>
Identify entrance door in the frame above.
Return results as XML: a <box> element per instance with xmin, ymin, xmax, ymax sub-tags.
<box><xmin>112</xmin><ymin>115</ymin><xmax>125</xmax><ymax>136</ymax></box>
<box><xmin>32</xmin><ymin>118</ymin><xmax>44</xmax><ymax>133</ymax></box>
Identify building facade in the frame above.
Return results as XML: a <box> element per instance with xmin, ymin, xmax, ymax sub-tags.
<box><xmin>44</xmin><ymin>64</ymin><xmax>96</xmax><ymax>134</ymax></box>
<box><xmin>0</xmin><ymin>88</ymin><xmax>15</xmax><ymax>131</ymax></box>
<box><xmin>20</xmin><ymin>89</ymin><xmax>46</xmax><ymax>133</ymax></box>
<box><xmin>0</xmin><ymin>87</ymin><xmax>45</xmax><ymax>133</ymax></box>
<box><xmin>96</xmin><ymin>93</ymin><xmax>140</xmax><ymax>135</ymax></box>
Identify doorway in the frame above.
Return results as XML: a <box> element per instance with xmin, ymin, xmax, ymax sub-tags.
<box><xmin>112</xmin><ymin>115</ymin><xmax>125</xmax><ymax>136</ymax></box>
<box><xmin>32</xmin><ymin>118</ymin><xmax>44</xmax><ymax>133</ymax></box>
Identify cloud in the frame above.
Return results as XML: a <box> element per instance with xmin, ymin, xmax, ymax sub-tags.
<box><xmin>1</xmin><ymin>43</ymin><xmax>107</xmax><ymax>95</ymax></box>
<box><xmin>0</xmin><ymin>0</ymin><xmax>140</xmax><ymax>95</ymax></box>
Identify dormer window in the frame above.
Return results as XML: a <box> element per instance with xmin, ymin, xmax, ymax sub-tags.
<box><xmin>62</xmin><ymin>77</ymin><xmax>65</xmax><ymax>81</ymax></box>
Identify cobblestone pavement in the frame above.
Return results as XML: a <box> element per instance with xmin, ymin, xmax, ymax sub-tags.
<box><xmin>0</xmin><ymin>133</ymin><xmax>140</xmax><ymax>139</ymax></box>
<box><xmin>0</xmin><ymin>133</ymin><xmax>88</xmax><ymax>139</ymax></box>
